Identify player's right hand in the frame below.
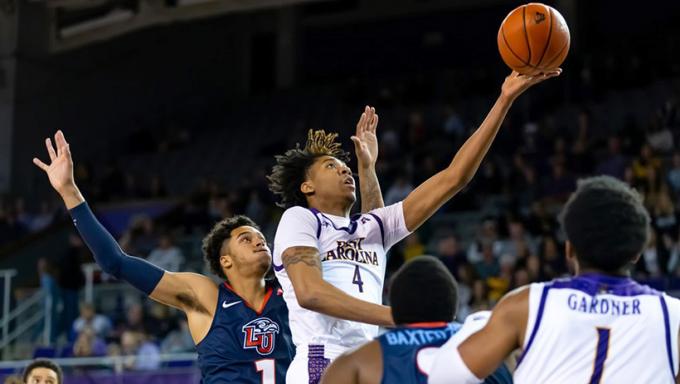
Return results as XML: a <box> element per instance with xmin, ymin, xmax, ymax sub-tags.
<box><xmin>32</xmin><ymin>130</ymin><xmax>76</xmax><ymax>195</ymax></box>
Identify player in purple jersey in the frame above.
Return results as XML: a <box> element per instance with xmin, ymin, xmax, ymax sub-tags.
<box><xmin>33</xmin><ymin>131</ymin><xmax>294</xmax><ymax>383</ymax></box>
<box><xmin>428</xmin><ymin>176</ymin><xmax>680</xmax><ymax>384</ymax></box>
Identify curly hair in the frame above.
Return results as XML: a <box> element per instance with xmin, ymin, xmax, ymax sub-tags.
<box><xmin>559</xmin><ymin>176</ymin><xmax>650</xmax><ymax>272</ymax></box>
<box><xmin>268</xmin><ymin>129</ymin><xmax>350</xmax><ymax>208</ymax></box>
<box><xmin>202</xmin><ymin>215</ymin><xmax>259</xmax><ymax>279</ymax></box>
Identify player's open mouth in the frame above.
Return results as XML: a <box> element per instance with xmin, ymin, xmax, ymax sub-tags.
<box><xmin>343</xmin><ymin>177</ymin><xmax>355</xmax><ymax>187</ymax></box>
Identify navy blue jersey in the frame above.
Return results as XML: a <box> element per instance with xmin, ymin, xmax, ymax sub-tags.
<box><xmin>196</xmin><ymin>282</ymin><xmax>294</xmax><ymax>384</ymax></box>
<box><xmin>378</xmin><ymin>322</ymin><xmax>513</xmax><ymax>384</ymax></box>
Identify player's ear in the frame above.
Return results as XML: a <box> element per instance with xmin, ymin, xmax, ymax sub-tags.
<box><xmin>220</xmin><ymin>254</ymin><xmax>233</xmax><ymax>270</ymax></box>
<box><xmin>300</xmin><ymin>181</ymin><xmax>314</xmax><ymax>195</ymax></box>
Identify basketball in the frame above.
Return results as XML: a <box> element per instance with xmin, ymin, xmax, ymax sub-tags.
<box><xmin>497</xmin><ymin>3</ymin><xmax>570</xmax><ymax>75</ymax></box>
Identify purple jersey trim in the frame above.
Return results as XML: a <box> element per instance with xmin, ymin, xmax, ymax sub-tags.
<box><xmin>550</xmin><ymin>274</ymin><xmax>661</xmax><ymax>297</ymax></box>
<box><xmin>317</xmin><ymin>212</ymin><xmax>359</xmax><ymax>234</ymax></box>
<box><xmin>516</xmin><ymin>284</ymin><xmax>550</xmax><ymax>367</ymax></box>
<box><xmin>368</xmin><ymin>213</ymin><xmax>385</xmax><ymax>248</ymax></box>
<box><xmin>660</xmin><ymin>296</ymin><xmax>676</xmax><ymax>379</ymax></box>
<box><xmin>308</xmin><ymin>344</ymin><xmax>330</xmax><ymax>384</ymax></box>
<box><xmin>308</xmin><ymin>208</ymin><xmax>323</xmax><ymax>239</ymax></box>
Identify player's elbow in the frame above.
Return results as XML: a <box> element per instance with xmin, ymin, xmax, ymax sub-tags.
<box><xmin>296</xmin><ymin>290</ymin><xmax>323</xmax><ymax>311</ymax></box>
<box><xmin>444</xmin><ymin>168</ymin><xmax>472</xmax><ymax>192</ymax></box>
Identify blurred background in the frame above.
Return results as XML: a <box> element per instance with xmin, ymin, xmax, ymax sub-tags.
<box><xmin>1</xmin><ymin>0</ymin><xmax>680</xmax><ymax>381</ymax></box>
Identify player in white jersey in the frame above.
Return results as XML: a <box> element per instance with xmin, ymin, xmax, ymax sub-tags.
<box><xmin>268</xmin><ymin>71</ymin><xmax>560</xmax><ymax>383</ymax></box>
<box><xmin>428</xmin><ymin>176</ymin><xmax>680</xmax><ymax>384</ymax></box>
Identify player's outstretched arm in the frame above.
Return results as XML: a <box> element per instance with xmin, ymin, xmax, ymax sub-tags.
<box><xmin>401</xmin><ymin>70</ymin><xmax>561</xmax><ymax>232</ymax></box>
<box><xmin>353</xmin><ymin>105</ymin><xmax>385</xmax><ymax>213</ymax></box>
<box><xmin>282</xmin><ymin>246</ymin><xmax>394</xmax><ymax>326</ymax></box>
<box><xmin>429</xmin><ymin>288</ymin><xmax>528</xmax><ymax>384</ymax></box>
<box><xmin>33</xmin><ymin>131</ymin><xmax>218</xmax><ymax>317</ymax></box>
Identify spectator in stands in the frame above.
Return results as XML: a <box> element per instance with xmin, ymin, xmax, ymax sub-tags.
<box><xmin>22</xmin><ymin>358</ymin><xmax>62</xmax><ymax>384</ymax></box>
<box><xmin>632</xmin><ymin>143</ymin><xmax>662</xmax><ymax>186</ymax></box>
<box><xmin>596</xmin><ymin>136</ymin><xmax>628</xmax><ymax>180</ymax></box>
<box><xmin>73</xmin><ymin>302</ymin><xmax>112</xmax><ymax>339</ymax></box>
<box><xmin>56</xmin><ymin>233</ymin><xmax>86</xmax><ymax>340</ymax></box>
<box><xmin>540</xmin><ymin>236</ymin><xmax>566</xmax><ymax>279</ymax></box>
<box><xmin>30</xmin><ymin>201</ymin><xmax>55</xmax><ymax>232</ymax></box>
<box><xmin>3</xmin><ymin>375</ymin><xmax>22</xmax><ymax>384</ymax></box>
<box><xmin>37</xmin><ymin>258</ymin><xmax>59</xmax><ymax>344</ymax></box>
<box><xmin>667</xmin><ymin>152</ymin><xmax>680</xmax><ymax>198</ymax></box>
<box><xmin>146</xmin><ymin>234</ymin><xmax>185</xmax><ymax>272</ymax></box>
<box><xmin>435</xmin><ymin>233</ymin><xmax>467</xmax><ymax>280</ymax></box>
<box><xmin>119</xmin><ymin>214</ymin><xmax>157</xmax><ymax>256</ymax></box>
<box><xmin>402</xmin><ymin>233</ymin><xmax>425</xmax><ymax>263</ymax></box>
<box><xmin>161</xmin><ymin>319</ymin><xmax>194</xmax><ymax>353</ymax></box>
<box><xmin>473</xmin><ymin>243</ymin><xmax>500</xmax><ymax>280</ymax></box>
<box><xmin>467</xmin><ymin>218</ymin><xmax>501</xmax><ymax>264</ymax></box>
<box><xmin>498</xmin><ymin>219</ymin><xmax>536</xmax><ymax>265</ymax></box>
<box><xmin>384</xmin><ymin>176</ymin><xmax>413</xmax><ymax>206</ymax></box>
<box><xmin>116</xmin><ymin>302</ymin><xmax>154</xmax><ymax>336</ymax></box>
<box><xmin>119</xmin><ymin>330</ymin><xmax>161</xmax><ymax>371</ymax></box>
<box><xmin>72</xmin><ymin>326</ymin><xmax>107</xmax><ymax>358</ymax></box>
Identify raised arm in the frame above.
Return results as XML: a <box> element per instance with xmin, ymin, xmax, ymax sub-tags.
<box><xmin>282</xmin><ymin>246</ymin><xmax>393</xmax><ymax>326</ymax></box>
<box><xmin>352</xmin><ymin>106</ymin><xmax>385</xmax><ymax>213</ymax></box>
<box><xmin>402</xmin><ymin>70</ymin><xmax>561</xmax><ymax>231</ymax></box>
<box><xmin>33</xmin><ymin>131</ymin><xmax>218</xmax><ymax>317</ymax></box>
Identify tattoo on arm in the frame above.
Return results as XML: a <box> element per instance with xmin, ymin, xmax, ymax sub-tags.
<box><xmin>282</xmin><ymin>247</ymin><xmax>322</xmax><ymax>270</ymax></box>
<box><xmin>360</xmin><ymin>167</ymin><xmax>384</xmax><ymax>212</ymax></box>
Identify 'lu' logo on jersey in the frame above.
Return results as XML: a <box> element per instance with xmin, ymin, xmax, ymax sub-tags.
<box><xmin>242</xmin><ymin>317</ymin><xmax>280</xmax><ymax>356</ymax></box>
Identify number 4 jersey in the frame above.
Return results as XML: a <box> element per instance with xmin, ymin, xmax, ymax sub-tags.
<box><xmin>514</xmin><ymin>274</ymin><xmax>680</xmax><ymax>384</ymax></box>
<box><xmin>273</xmin><ymin>202</ymin><xmax>410</xmax><ymax>349</ymax></box>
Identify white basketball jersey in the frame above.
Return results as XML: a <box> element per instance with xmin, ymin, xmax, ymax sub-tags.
<box><xmin>515</xmin><ymin>274</ymin><xmax>680</xmax><ymax>384</ymax></box>
<box><xmin>273</xmin><ymin>202</ymin><xmax>410</xmax><ymax>349</ymax></box>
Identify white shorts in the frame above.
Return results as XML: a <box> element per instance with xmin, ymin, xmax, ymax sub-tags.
<box><xmin>286</xmin><ymin>344</ymin><xmax>348</xmax><ymax>384</ymax></box>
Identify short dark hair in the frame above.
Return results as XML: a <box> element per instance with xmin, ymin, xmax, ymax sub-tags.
<box><xmin>559</xmin><ymin>176</ymin><xmax>650</xmax><ymax>272</ymax></box>
<box><xmin>23</xmin><ymin>359</ymin><xmax>63</xmax><ymax>384</ymax></box>
<box><xmin>268</xmin><ymin>129</ymin><xmax>350</xmax><ymax>209</ymax></box>
<box><xmin>389</xmin><ymin>256</ymin><xmax>458</xmax><ymax>324</ymax></box>
<box><xmin>202</xmin><ymin>215</ymin><xmax>259</xmax><ymax>279</ymax></box>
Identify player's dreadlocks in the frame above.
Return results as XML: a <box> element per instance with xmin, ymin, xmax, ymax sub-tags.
<box><xmin>268</xmin><ymin>129</ymin><xmax>350</xmax><ymax>208</ymax></box>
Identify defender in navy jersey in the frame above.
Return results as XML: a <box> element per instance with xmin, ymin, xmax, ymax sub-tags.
<box><xmin>34</xmin><ymin>131</ymin><xmax>293</xmax><ymax>383</ymax></box>
<box><xmin>321</xmin><ymin>256</ymin><xmax>512</xmax><ymax>384</ymax></box>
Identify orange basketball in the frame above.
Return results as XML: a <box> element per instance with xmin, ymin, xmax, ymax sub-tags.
<box><xmin>497</xmin><ymin>3</ymin><xmax>570</xmax><ymax>75</ymax></box>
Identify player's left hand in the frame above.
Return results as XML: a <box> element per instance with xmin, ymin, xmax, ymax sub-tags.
<box><xmin>351</xmin><ymin>105</ymin><xmax>380</xmax><ymax>167</ymax></box>
<box><xmin>501</xmin><ymin>68</ymin><xmax>562</xmax><ymax>101</ymax></box>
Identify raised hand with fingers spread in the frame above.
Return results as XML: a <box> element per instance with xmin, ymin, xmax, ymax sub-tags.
<box><xmin>352</xmin><ymin>105</ymin><xmax>385</xmax><ymax>212</ymax></box>
<box><xmin>33</xmin><ymin>130</ymin><xmax>84</xmax><ymax>209</ymax></box>
<box><xmin>351</xmin><ymin>105</ymin><xmax>380</xmax><ymax>167</ymax></box>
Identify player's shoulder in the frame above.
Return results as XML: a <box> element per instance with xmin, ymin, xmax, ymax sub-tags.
<box><xmin>282</xmin><ymin>205</ymin><xmax>317</xmax><ymax>219</ymax></box>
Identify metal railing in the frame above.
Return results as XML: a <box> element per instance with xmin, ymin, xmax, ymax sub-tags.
<box><xmin>0</xmin><ymin>268</ymin><xmax>57</xmax><ymax>359</ymax></box>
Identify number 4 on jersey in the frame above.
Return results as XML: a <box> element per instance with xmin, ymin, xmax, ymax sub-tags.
<box><xmin>352</xmin><ymin>265</ymin><xmax>364</xmax><ymax>293</ymax></box>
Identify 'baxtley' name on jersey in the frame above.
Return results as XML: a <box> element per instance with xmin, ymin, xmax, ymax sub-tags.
<box><xmin>323</xmin><ymin>238</ymin><xmax>379</xmax><ymax>266</ymax></box>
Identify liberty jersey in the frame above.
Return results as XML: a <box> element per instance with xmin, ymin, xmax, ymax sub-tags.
<box><xmin>514</xmin><ymin>274</ymin><xmax>680</xmax><ymax>384</ymax></box>
<box><xmin>273</xmin><ymin>202</ymin><xmax>410</xmax><ymax>349</ymax></box>
<box><xmin>196</xmin><ymin>282</ymin><xmax>294</xmax><ymax>384</ymax></box>
<box><xmin>398</xmin><ymin>315</ymin><xmax>513</xmax><ymax>384</ymax></box>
